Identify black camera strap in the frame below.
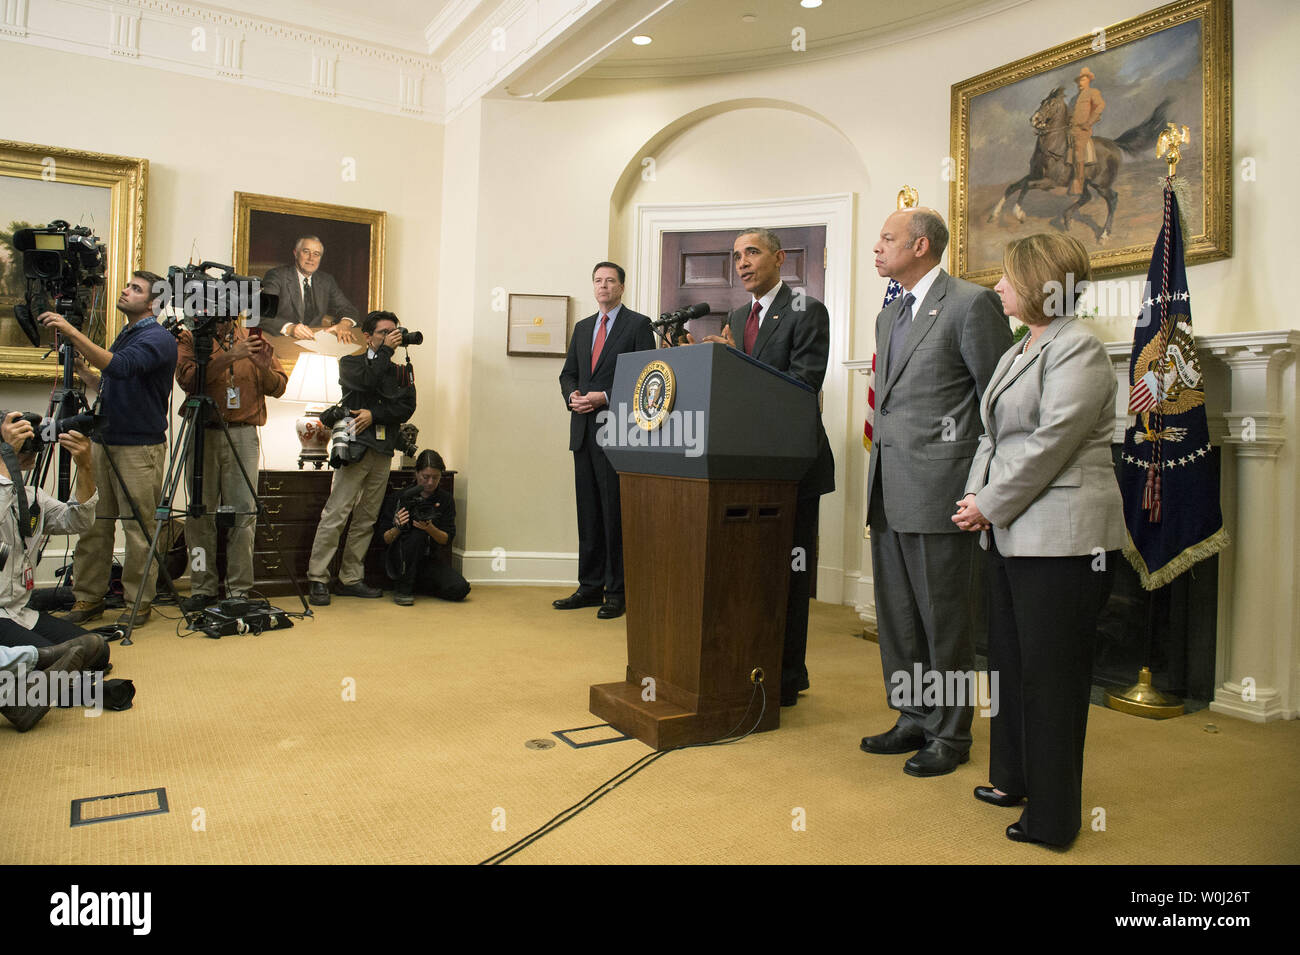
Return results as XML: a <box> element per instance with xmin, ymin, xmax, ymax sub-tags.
<box><xmin>0</xmin><ymin>443</ymin><xmax>39</xmax><ymax>540</ymax></box>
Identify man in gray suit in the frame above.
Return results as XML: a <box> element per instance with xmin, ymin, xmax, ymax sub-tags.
<box><xmin>260</xmin><ymin>236</ymin><xmax>360</xmax><ymax>346</ymax></box>
<box><xmin>861</xmin><ymin>207</ymin><xmax>1011</xmax><ymax>776</ymax></box>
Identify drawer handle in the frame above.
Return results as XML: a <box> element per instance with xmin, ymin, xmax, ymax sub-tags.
<box><xmin>263</xmin><ymin>559</ymin><xmax>281</xmax><ymax>571</ymax></box>
<box><xmin>263</xmin><ymin>503</ymin><xmax>282</xmax><ymax>516</ymax></box>
<box><xmin>266</xmin><ymin>480</ymin><xmax>284</xmax><ymax>492</ymax></box>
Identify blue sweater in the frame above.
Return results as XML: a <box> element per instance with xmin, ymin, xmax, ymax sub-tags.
<box><xmin>97</xmin><ymin>318</ymin><xmax>178</xmax><ymax>446</ymax></box>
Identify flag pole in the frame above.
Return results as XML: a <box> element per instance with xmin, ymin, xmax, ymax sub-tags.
<box><xmin>1105</xmin><ymin>123</ymin><xmax>1195</xmax><ymax>720</ymax></box>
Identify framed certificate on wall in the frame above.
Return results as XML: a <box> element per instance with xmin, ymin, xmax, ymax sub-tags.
<box><xmin>507</xmin><ymin>293</ymin><xmax>569</xmax><ymax>357</ymax></box>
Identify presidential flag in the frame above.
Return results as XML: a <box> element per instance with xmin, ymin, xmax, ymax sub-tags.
<box><xmin>863</xmin><ymin>278</ymin><xmax>904</xmax><ymax>450</ymax></box>
<box><xmin>1118</xmin><ymin>183</ymin><xmax>1228</xmax><ymax>590</ymax></box>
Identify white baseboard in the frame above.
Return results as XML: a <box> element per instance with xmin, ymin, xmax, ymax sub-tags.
<box><xmin>458</xmin><ymin>549</ymin><xmax>578</xmax><ymax>587</ymax></box>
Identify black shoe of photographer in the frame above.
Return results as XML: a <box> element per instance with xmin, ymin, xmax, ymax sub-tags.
<box><xmin>335</xmin><ymin>581</ymin><xmax>382</xmax><ymax>599</ymax></box>
<box><xmin>394</xmin><ymin>591</ymin><xmax>414</xmax><ymax>607</ymax></box>
<box><xmin>309</xmin><ymin>582</ymin><xmax>331</xmax><ymax>606</ymax></box>
<box><xmin>2</xmin><ymin>644</ymin><xmax>86</xmax><ymax>732</ymax></box>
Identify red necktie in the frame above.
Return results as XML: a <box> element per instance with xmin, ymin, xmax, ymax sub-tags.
<box><xmin>591</xmin><ymin>313</ymin><xmax>609</xmax><ymax>371</ymax></box>
<box><xmin>743</xmin><ymin>300</ymin><xmax>761</xmax><ymax>355</ymax></box>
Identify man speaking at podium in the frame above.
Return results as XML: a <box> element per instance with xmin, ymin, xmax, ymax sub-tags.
<box><xmin>702</xmin><ymin>229</ymin><xmax>834</xmax><ymax>707</ymax></box>
<box><xmin>556</xmin><ymin>262</ymin><xmax>656</xmax><ymax>620</ymax></box>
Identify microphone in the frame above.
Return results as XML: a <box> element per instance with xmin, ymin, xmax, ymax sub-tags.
<box><xmin>654</xmin><ymin>303</ymin><xmax>711</xmax><ymax>326</ymax></box>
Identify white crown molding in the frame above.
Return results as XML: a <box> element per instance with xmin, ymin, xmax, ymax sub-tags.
<box><xmin>13</xmin><ymin>0</ymin><xmax>446</xmax><ymax>121</ymax></box>
<box><xmin>583</xmin><ymin>0</ymin><xmax>1032</xmax><ymax>81</ymax></box>
<box><xmin>424</xmin><ymin>0</ymin><xmax>486</xmax><ymax>57</ymax></box>
<box><xmin>1</xmin><ymin>0</ymin><xmax>30</xmax><ymax>36</ymax></box>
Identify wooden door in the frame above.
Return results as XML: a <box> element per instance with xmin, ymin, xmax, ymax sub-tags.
<box><xmin>659</xmin><ymin>226</ymin><xmax>827</xmax><ymax>342</ymax></box>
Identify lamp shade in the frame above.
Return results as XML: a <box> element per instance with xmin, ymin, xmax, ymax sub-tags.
<box><xmin>282</xmin><ymin>353</ymin><xmax>341</xmax><ymax>406</ymax></box>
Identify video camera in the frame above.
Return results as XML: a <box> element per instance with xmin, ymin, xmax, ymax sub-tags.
<box><xmin>11</xmin><ymin>221</ymin><xmax>107</xmax><ymax>346</ymax></box>
<box><xmin>159</xmin><ymin>262</ymin><xmax>278</xmax><ymax>335</ymax></box>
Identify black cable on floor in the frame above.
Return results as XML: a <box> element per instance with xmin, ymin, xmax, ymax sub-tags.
<box><xmin>479</xmin><ymin>677</ymin><xmax>770</xmax><ymax>865</ymax></box>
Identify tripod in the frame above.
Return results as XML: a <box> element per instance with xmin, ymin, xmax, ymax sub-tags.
<box><xmin>121</xmin><ymin>321</ymin><xmax>310</xmax><ymax>644</ymax></box>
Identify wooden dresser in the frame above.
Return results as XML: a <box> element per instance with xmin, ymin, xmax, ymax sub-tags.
<box><xmin>250</xmin><ymin>468</ymin><xmax>457</xmax><ymax>596</ymax></box>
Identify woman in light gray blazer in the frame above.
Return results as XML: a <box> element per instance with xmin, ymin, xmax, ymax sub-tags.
<box><xmin>952</xmin><ymin>233</ymin><xmax>1125</xmax><ymax>848</ymax></box>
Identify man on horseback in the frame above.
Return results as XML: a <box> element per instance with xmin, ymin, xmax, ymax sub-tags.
<box><xmin>1069</xmin><ymin>66</ymin><xmax>1105</xmax><ymax>195</ymax></box>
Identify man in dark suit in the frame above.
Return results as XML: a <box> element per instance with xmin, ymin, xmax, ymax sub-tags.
<box><xmin>702</xmin><ymin>228</ymin><xmax>834</xmax><ymax>708</ymax></box>
<box><xmin>259</xmin><ymin>236</ymin><xmax>360</xmax><ymax>346</ymax></box>
<box><xmin>861</xmin><ymin>207</ymin><xmax>1011</xmax><ymax>776</ymax></box>
<box><xmin>556</xmin><ymin>262</ymin><xmax>656</xmax><ymax>620</ymax></box>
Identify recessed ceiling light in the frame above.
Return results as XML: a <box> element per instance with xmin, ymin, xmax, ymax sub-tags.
<box><xmin>741</xmin><ymin>13</ymin><xmax>757</xmax><ymax>22</ymax></box>
<box><xmin>801</xmin><ymin>0</ymin><xmax>823</xmax><ymax>9</ymax></box>
<box><xmin>632</xmin><ymin>34</ymin><xmax>652</xmax><ymax>45</ymax></box>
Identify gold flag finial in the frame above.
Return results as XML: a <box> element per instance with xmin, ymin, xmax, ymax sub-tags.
<box><xmin>896</xmin><ymin>185</ymin><xmax>919</xmax><ymax>210</ymax></box>
<box><xmin>1156</xmin><ymin>123</ymin><xmax>1191</xmax><ymax>178</ymax></box>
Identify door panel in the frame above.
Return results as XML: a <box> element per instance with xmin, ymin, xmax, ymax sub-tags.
<box><xmin>660</xmin><ymin>226</ymin><xmax>827</xmax><ymax>343</ymax></box>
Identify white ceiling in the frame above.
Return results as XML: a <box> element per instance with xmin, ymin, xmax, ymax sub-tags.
<box><xmin>597</xmin><ymin>0</ymin><xmax>996</xmax><ymax>74</ymax></box>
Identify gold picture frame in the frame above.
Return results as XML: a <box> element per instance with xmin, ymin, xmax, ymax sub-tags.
<box><xmin>233</xmin><ymin>192</ymin><xmax>386</xmax><ymax>372</ymax></box>
<box><xmin>0</xmin><ymin>140</ymin><xmax>147</xmax><ymax>380</ymax></box>
<box><xmin>950</xmin><ymin>0</ymin><xmax>1231</xmax><ymax>286</ymax></box>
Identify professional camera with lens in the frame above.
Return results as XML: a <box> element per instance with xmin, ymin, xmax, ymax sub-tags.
<box><xmin>161</xmin><ymin>261</ymin><xmax>278</xmax><ymax>334</ymax></box>
<box><xmin>395</xmin><ymin>327</ymin><xmax>423</xmax><ymax>347</ymax></box>
<box><xmin>2</xmin><ymin>411</ymin><xmax>99</xmax><ymax>457</ymax></box>
<box><xmin>406</xmin><ymin>498</ymin><xmax>439</xmax><ymax>525</ymax></box>
<box><xmin>11</xmin><ymin>220</ymin><xmax>107</xmax><ymax>346</ymax></box>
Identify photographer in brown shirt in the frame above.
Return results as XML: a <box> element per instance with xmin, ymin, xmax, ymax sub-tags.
<box><xmin>175</xmin><ymin>323</ymin><xmax>286</xmax><ymax>610</ymax></box>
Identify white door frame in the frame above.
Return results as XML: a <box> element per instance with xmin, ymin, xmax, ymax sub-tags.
<box><xmin>631</xmin><ymin>193</ymin><xmax>856</xmax><ymax>602</ymax></box>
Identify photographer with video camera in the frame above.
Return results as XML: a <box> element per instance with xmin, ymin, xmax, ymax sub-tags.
<box><xmin>39</xmin><ymin>271</ymin><xmax>178</xmax><ymax>628</ymax></box>
<box><xmin>307</xmin><ymin>310</ymin><xmax>417</xmax><ymax>605</ymax></box>
<box><xmin>377</xmin><ymin>450</ymin><xmax>469</xmax><ymax>606</ymax></box>
<box><xmin>0</xmin><ymin>411</ymin><xmax>112</xmax><ymax>684</ymax></box>
<box><xmin>175</xmin><ymin>318</ymin><xmax>287</xmax><ymax>612</ymax></box>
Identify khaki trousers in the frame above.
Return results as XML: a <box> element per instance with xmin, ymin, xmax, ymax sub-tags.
<box><xmin>307</xmin><ymin>448</ymin><xmax>391</xmax><ymax>585</ymax></box>
<box><xmin>186</xmin><ymin>425</ymin><xmax>260</xmax><ymax>597</ymax></box>
<box><xmin>73</xmin><ymin>442</ymin><xmax>167</xmax><ymax>608</ymax></box>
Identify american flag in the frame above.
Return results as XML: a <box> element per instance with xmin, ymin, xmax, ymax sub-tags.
<box><xmin>864</xmin><ymin>278</ymin><xmax>904</xmax><ymax>450</ymax></box>
<box><xmin>1128</xmin><ymin>369</ymin><xmax>1162</xmax><ymax>413</ymax></box>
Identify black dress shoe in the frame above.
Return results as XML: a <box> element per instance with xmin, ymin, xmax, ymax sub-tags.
<box><xmin>859</xmin><ymin>723</ymin><xmax>927</xmax><ymax>755</ymax></box>
<box><xmin>1006</xmin><ymin>822</ymin><xmax>1048</xmax><ymax>845</ymax></box>
<box><xmin>974</xmin><ymin>786</ymin><xmax>1026</xmax><ymax>808</ymax></box>
<box><xmin>553</xmin><ymin>590</ymin><xmax>603</xmax><ymax>610</ymax></box>
<box><xmin>903</xmin><ymin>740</ymin><xmax>970</xmax><ymax>777</ymax></box>
<box><xmin>596</xmin><ymin>597</ymin><xmax>625</xmax><ymax>619</ymax></box>
<box><xmin>309</xmin><ymin>582</ymin><xmax>331</xmax><ymax>606</ymax></box>
<box><xmin>336</xmin><ymin>581</ymin><xmax>382</xmax><ymax>599</ymax></box>
<box><xmin>780</xmin><ymin>689</ymin><xmax>799</xmax><ymax>707</ymax></box>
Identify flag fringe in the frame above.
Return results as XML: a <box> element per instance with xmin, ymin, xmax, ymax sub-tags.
<box><xmin>1123</xmin><ymin>526</ymin><xmax>1230</xmax><ymax>591</ymax></box>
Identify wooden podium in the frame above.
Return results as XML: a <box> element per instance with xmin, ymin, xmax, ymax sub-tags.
<box><xmin>590</xmin><ymin>344</ymin><xmax>818</xmax><ymax>750</ymax></box>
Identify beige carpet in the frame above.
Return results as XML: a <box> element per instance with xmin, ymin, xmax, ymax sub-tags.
<box><xmin>3</xmin><ymin>587</ymin><xmax>1296</xmax><ymax>865</ymax></box>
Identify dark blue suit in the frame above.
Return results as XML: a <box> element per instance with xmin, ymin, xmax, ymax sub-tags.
<box><xmin>559</xmin><ymin>306</ymin><xmax>656</xmax><ymax>597</ymax></box>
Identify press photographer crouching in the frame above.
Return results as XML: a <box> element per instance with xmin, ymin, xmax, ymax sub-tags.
<box><xmin>377</xmin><ymin>450</ymin><xmax>469</xmax><ymax>606</ymax></box>
<box><xmin>0</xmin><ymin>411</ymin><xmax>112</xmax><ymax>729</ymax></box>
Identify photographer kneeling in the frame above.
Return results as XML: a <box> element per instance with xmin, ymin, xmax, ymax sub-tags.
<box><xmin>378</xmin><ymin>450</ymin><xmax>469</xmax><ymax>606</ymax></box>
<box><xmin>0</xmin><ymin>411</ymin><xmax>112</xmax><ymax>678</ymax></box>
